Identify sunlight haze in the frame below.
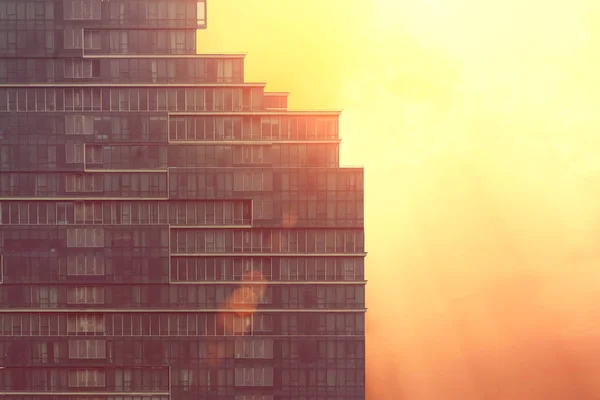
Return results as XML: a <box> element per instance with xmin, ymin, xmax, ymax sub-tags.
<box><xmin>201</xmin><ymin>1</ymin><xmax>600</xmax><ymax>398</ymax></box>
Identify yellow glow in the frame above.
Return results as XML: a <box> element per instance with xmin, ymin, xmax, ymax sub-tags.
<box><xmin>200</xmin><ymin>0</ymin><xmax>600</xmax><ymax>398</ymax></box>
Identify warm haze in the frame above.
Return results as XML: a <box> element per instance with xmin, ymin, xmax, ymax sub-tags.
<box><xmin>201</xmin><ymin>1</ymin><xmax>600</xmax><ymax>399</ymax></box>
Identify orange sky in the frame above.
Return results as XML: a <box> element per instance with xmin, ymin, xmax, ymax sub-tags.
<box><xmin>200</xmin><ymin>1</ymin><xmax>600</xmax><ymax>399</ymax></box>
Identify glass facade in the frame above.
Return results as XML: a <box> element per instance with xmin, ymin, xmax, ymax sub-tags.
<box><xmin>0</xmin><ymin>1</ymin><xmax>365</xmax><ymax>399</ymax></box>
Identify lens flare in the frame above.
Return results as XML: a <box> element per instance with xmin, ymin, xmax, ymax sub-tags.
<box><xmin>282</xmin><ymin>211</ymin><xmax>299</xmax><ymax>228</ymax></box>
<box><xmin>211</xmin><ymin>270</ymin><xmax>268</xmax><ymax>366</ymax></box>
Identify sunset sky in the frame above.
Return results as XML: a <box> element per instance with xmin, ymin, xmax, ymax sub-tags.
<box><xmin>201</xmin><ymin>1</ymin><xmax>600</xmax><ymax>398</ymax></box>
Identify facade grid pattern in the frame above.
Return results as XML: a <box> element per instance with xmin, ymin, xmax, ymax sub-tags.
<box><xmin>0</xmin><ymin>1</ymin><xmax>365</xmax><ymax>400</ymax></box>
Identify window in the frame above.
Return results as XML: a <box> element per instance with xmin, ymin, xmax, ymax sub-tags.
<box><xmin>69</xmin><ymin>339</ymin><xmax>106</xmax><ymax>359</ymax></box>
<box><xmin>64</xmin><ymin>0</ymin><xmax>101</xmax><ymax>20</ymax></box>
<box><xmin>56</xmin><ymin>203</ymin><xmax>73</xmax><ymax>225</ymax></box>
<box><xmin>253</xmin><ymin>314</ymin><xmax>273</xmax><ymax>333</ymax></box>
<box><xmin>67</xmin><ymin>315</ymin><xmax>105</xmax><ymax>334</ymax></box>
<box><xmin>46</xmin><ymin>30</ymin><xmax>55</xmax><ymax>53</ymax></box>
<box><xmin>115</xmin><ymin>369</ymin><xmax>133</xmax><ymax>392</ymax></box>
<box><xmin>65</xmin><ymin>60</ymin><xmax>80</xmax><ymax>78</ymax></box>
<box><xmin>110</xmin><ymin>31</ymin><xmax>128</xmax><ymax>53</ymax></box>
<box><xmin>348</xmin><ymin>174</ymin><xmax>357</xmax><ymax>189</ymax></box>
<box><xmin>119</xmin><ymin>89</ymin><xmax>128</xmax><ymax>110</ymax></box>
<box><xmin>229</xmin><ymin>314</ymin><xmax>251</xmax><ymax>335</ymax></box>
<box><xmin>86</xmin><ymin>145</ymin><xmax>103</xmax><ymax>164</ymax></box>
<box><xmin>65</xmin><ymin>175</ymin><xmax>102</xmax><ymax>193</ymax></box>
<box><xmin>234</xmin><ymin>338</ymin><xmax>273</xmax><ymax>359</ymax></box>
<box><xmin>68</xmin><ymin>287</ymin><xmax>105</xmax><ymax>304</ymax></box>
<box><xmin>35</xmin><ymin>175</ymin><xmax>49</xmax><ymax>196</ymax></box>
<box><xmin>260</xmin><ymin>117</ymin><xmax>280</xmax><ymax>139</ymax></box>
<box><xmin>68</xmin><ymin>369</ymin><xmax>105</xmax><ymax>387</ymax></box>
<box><xmin>233</xmin><ymin>286</ymin><xmax>267</xmax><ymax>304</ymax></box>
<box><xmin>150</xmin><ymin>60</ymin><xmax>158</xmax><ymax>82</ymax></box>
<box><xmin>67</xmin><ymin>227</ymin><xmax>105</xmax><ymax>247</ymax></box>
<box><xmin>92</xmin><ymin>60</ymin><xmax>100</xmax><ymax>77</ymax></box>
<box><xmin>196</xmin><ymin>0</ymin><xmax>206</xmax><ymax>27</ymax></box>
<box><xmin>84</xmin><ymin>30</ymin><xmax>101</xmax><ymax>49</ymax></box>
<box><xmin>65</xmin><ymin>115</ymin><xmax>93</xmax><ymax>134</ymax></box>
<box><xmin>65</xmin><ymin>142</ymin><xmax>84</xmax><ymax>163</ymax></box>
<box><xmin>75</xmin><ymin>202</ymin><xmax>103</xmax><ymax>224</ymax></box>
<box><xmin>175</xmin><ymin>32</ymin><xmax>185</xmax><ymax>52</ymax></box>
<box><xmin>234</xmin><ymin>367</ymin><xmax>273</xmax><ymax>387</ymax></box>
<box><xmin>217</xmin><ymin>59</ymin><xmax>233</xmax><ymax>82</ymax></box>
<box><xmin>109</xmin><ymin>1</ymin><xmax>125</xmax><ymax>20</ymax></box>
<box><xmin>0</xmin><ymin>60</ymin><xmax>7</xmax><ymax>81</ymax></box>
<box><xmin>35</xmin><ymin>287</ymin><xmax>58</xmax><ymax>308</ymax></box>
<box><xmin>179</xmin><ymin>369</ymin><xmax>193</xmax><ymax>391</ymax></box>
<box><xmin>344</xmin><ymin>260</ymin><xmax>355</xmax><ymax>280</ymax></box>
<box><xmin>63</xmin><ymin>26</ymin><xmax>82</xmax><ymax>49</ymax></box>
<box><xmin>35</xmin><ymin>342</ymin><xmax>55</xmax><ymax>364</ymax></box>
<box><xmin>67</xmin><ymin>254</ymin><xmax>105</xmax><ymax>276</ymax></box>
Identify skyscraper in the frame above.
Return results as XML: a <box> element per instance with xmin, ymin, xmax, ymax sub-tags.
<box><xmin>0</xmin><ymin>1</ymin><xmax>365</xmax><ymax>399</ymax></box>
